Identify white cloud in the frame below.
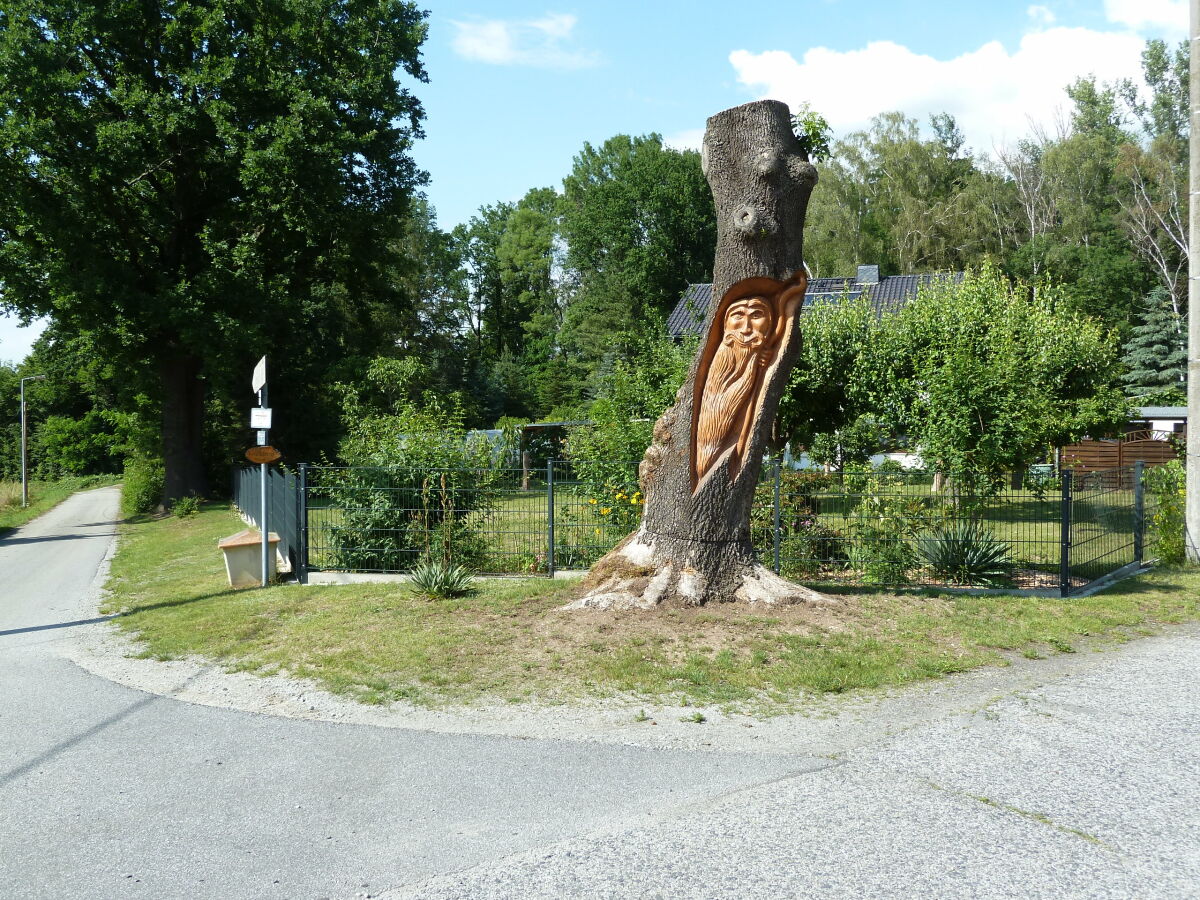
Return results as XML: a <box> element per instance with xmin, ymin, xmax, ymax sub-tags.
<box><xmin>1103</xmin><ymin>0</ymin><xmax>1186</xmax><ymax>35</ymax></box>
<box><xmin>729</xmin><ymin>26</ymin><xmax>1151</xmax><ymax>156</ymax></box>
<box><xmin>1027</xmin><ymin>5</ymin><xmax>1056</xmax><ymax>26</ymax></box>
<box><xmin>663</xmin><ymin>128</ymin><xmax>705</xmax><ymax>152</ymax></box>
<box><xmin>450</xmin><ymin>13</ymin><xmax>601</xmax><ymax>69</ymax></box>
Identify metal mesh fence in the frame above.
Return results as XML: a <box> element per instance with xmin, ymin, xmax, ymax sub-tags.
<box><xmin>236</xmin><ymin>461</ymin><xmax>1149</xmax><ymax>593</ymax></box>
<box><xmin>749</xmin><ymin>466</ymin><xmax>1067</xmax><ymax>590</ymax></box>
<box><xmin>304</xmin><ymin>465</ymin><xmax>553</xmax><ymax>575</ymax></box>
<box><xmin>1067</xmin><ymin>467</ymin><xmax>1141</xmax><ymax>587</ymax></box>
<box><xmin>232</xmin><ymin>466</ymin><xmax>300</xmax><ymax>571</ymax></box>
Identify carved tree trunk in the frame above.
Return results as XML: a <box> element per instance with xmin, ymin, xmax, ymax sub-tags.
<box><xmin>568</xmin><ymin>100</ymin><xmax>826</xmax><ymax>609</ymax></box>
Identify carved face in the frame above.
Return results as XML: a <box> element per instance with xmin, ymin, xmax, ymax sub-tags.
<box><xmin>723</xmin><ymin>298</ymin><xmax>773</xmax><ymax>350</ymax></box>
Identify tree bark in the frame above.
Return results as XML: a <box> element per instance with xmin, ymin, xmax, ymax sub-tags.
<box><xmin>160</xmin><ymin>353</ymin><xmax>208</xmax><ymax>506</ymax></box>
<box><xmin>568</xmin><ymin>100</ymin><xmax>826</xmax><ymax>609</ymax></box>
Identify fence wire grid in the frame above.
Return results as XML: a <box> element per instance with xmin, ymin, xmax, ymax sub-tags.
<box><xmin>232</xmin><ymin>461</ymin><xmax>1152</xmax><ymax>595</ymax></box>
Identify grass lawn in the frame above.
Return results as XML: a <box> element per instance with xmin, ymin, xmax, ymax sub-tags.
<box><xmin>101</xmin><ymin>502</ymin><xmax>1200</xmax><ymax>713</ymax></box>
<box><xmin>0</xmin><ymin>475</ymin><xmax>120</xmax><ymax>536</ymax></box>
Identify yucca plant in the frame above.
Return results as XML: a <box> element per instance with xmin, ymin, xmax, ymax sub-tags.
<box><xmin>409</xmin><ymin>558</ymin><xmax>475</xmax><ymax>599</ymax></box>
<box><xmin>918</xmin><ymin>520</ymin><xmax>1013</xmax><ymax>586</ymax></box>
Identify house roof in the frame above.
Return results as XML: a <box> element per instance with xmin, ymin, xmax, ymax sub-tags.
<box><xmin>1136</xmin><ymin>407</ymin><xmax>1186</xmax><ymax>419</ymax></box>
<box><xmin>665</xmin><ymin>269</ymin><xmax>964</xmax><ymax>337</ymax></box>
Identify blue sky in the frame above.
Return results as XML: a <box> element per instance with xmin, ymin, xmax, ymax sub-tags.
<box><xmin>0</xmin><ymin>0</ymin><xmax>1187</xmax><ymax>364</ymax></box>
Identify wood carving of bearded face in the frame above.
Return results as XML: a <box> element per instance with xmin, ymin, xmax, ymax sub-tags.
<box><xmin>691</xmin><ymin>274</ymin><xmax>806</xmax><ymax>491</ymax></box>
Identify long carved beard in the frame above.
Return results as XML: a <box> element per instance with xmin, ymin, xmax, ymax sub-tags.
<box><xmin>695</xmin><ymin>337</ymin><xmax>763</xmax><ymax>481</ymax></box>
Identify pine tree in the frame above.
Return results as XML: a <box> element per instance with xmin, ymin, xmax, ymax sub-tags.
<box><xmin>1121</xmin><ymin>287</ymin><xmax>1187</xmax><ymax>402</ymax></box>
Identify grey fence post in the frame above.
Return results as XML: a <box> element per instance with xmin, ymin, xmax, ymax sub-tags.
<box><xmin>772</xmin><ymin>459</ymin><xmax>782</xmax><ymax>574</ymax></box>
<box><xmin>298</xmin><ymin>464</ymin><xmax>309</xmax><ymax>584</ymax></box>
<box><xmin>546</xmin><ymin>460</ymin><xmax>556</xmax><ymax>578</ymax></box>
<box><xmin>1133</xmin><ymin>460</ymin><xmax>1145</xmax><ymax>565</ymax></box>
<box><xmin>1059</xmin><ymin>469</ymin><xmax>1073</xmax><ymax>598</ymax></box>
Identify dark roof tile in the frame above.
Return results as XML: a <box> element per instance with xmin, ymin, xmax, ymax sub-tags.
<box><xmin>665</xmin><ymin>270</ymin><xmax>963</xmax><ymax>336</ymax></box>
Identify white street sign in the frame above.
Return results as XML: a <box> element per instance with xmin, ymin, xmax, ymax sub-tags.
<box><xmin>252</xmin><ymin>356</ymin><xmax>267</xmax><ymax>394</ymax></box>
<box><xmin>250</xmin><ymin>407</ymin><xmax>273</xmax><ymax>429</ymax></box>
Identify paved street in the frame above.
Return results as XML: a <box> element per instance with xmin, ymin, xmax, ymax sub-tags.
<box><xmin>2</xmin><ymin>487</ymin><xmax>1198</xmax><ymax>898</ymax></box>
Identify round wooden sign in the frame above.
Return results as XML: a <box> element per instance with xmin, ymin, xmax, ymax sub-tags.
<box><xmin>245</xmin><ymin>446</ymin><xmax>282</xmax><ymax>464</ymax></box>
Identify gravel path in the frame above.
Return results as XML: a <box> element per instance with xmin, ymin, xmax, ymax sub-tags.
<box><xmin>2</xmin><ymin>487</ymin><xmax>1197</xmax><ymax>898</ymax></box>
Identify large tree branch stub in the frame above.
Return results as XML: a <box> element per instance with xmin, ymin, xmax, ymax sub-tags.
<box><xmin>569</xmin><ymin>100</ymin><xmax>826</xmax><ymax>610</ymax></box>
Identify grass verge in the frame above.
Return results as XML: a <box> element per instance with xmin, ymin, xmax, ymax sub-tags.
<box><xmin>101</xmin><ymin>503</ymin><xmax>1200</xmax><ymax>712</ymax></box>
<box><xmin>0</xmin><ymin>475</ymin><xmax>121</xmax><ymax>536</ymax></box>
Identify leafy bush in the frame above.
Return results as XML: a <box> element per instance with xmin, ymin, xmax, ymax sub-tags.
<box><xmin>752</xmin><ymin>468</ymin><xmax>846</xmax><ymax>575</ymax></box>
<box><xmin>779</xmin><ymin>517</ymin><xmax>847</xmax><ymax>575</ymax></box>
<box><xmin>875</xmin><ymin>458</ymin><xmax>907</xmax><ymax>476</ymax></box>
<box><xmin>918</xmin><ymin>520</ymin><xmax>1013</xmax><ymax>586</ymax></box>
<box><xmin>565</xmin><ymin>332</ymin><xmax>693</xmax><ymax>489</ymax></box>
<box><xmin>172</xmin><ymin>495</ymin><xmax>201</xmax><ymax>518</ymax></box>
<box><xmin>842</xmin><ymin>460</ymin><xmax>874</xmax><ymax>494</ymax></box>
<box><xmin>121</xmin><ymin>455</ymin><xmax>163</xmax><ymax>517</ymax></box>
<box><xmin>321</xmin><ymin>359</ymin><xmax>500</xmax><ymax>572</ymax></box>
<box><xmin>845</xmin><ymin>473</ymin><xmax>935</xmax><ymax>583</ymax></box>
<box><xmin>409</xmin><ymin>558</ymin><xmax>475</xmax><ymax>599</ymax></box>
<box><xmin>1145</xmin><ymin>460</ymin><xmax>1186</xmax><ymax>564</ymax></box>
<box><xmin>807</xmin><ymin>415</ymin><xmax>887</xmax><ymax>474</ymax></box>
<box><xmin>324</xmin><ymin>468</ymin><xmax>499</xmax><ymax>572</ymax></box>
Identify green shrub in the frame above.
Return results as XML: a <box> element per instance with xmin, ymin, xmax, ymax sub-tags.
<box><xmin>172</xmin><ymin>495</ymin><xmax>201</xmax><ymax>518</ymax></box>
<box><xmin>779</xmin><ymin>518</ymin><xmax>847</xmax><ymax>575</ymax></box>
<box><xmin>121</xmin><ymin>455</ymin><xmax>163</xmax><ymax>517</ymax></box>
<box><xmin>918</xmin><ymin>520</ymin><xmax>1013</xmax><ymax>586</ymax></box>
<box><xmin>1145</xmin><ymin>460</ymin><xmax>1186</xmax><ymax>564</ymax></box>
<box><xmin>409</xmin><ymin>558</ymin><xmax>475</xmax><ymax>599</ymax></box>
<box><xmin>875</xmin><ymin>458</ymin><xmax>907</xmax><ymax>476</ymax></box>
<box><xmin>845</xmin><ymin>473</ymin><xmax>937</xmax><ymax>584</ymax></box>
<box><xmin>321</xmin><ymin>359</ymin><xmax>501</xmax><ymax>572</ymax></box>
<box><xmin>850</xmin><ymin>531</ymin><xmax>915</xmax><ymax>584</ymax></box>
<box><xmin>565</xmin><ymin>332</ymin><xmax>694</xmax><ymax>489</ymax></box>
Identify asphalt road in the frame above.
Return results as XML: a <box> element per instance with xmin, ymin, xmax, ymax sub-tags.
<box><xmin>2</xmin><ymin>487</ymin><xmax>1198</xmax><ymax>899</ymax></box>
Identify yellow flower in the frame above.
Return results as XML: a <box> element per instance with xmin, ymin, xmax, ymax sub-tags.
<box><xmin>615</xmin><ymin>492</ymin><xmax>627</xmax><ymax>500</ymax></box>
<box><xmin>588</xmin><ymin>498</ymin><xmax>597</xmax><ymax>505</ymax></box>
<box><xmin>600</xmin><ymin>507</ymin><xmax>611</xmax><ymax>515</ymax></box>
<box><xmin>594</xmin><ymin>528</ymin><xmax>601</xmax><ymax>536</ymax></box>
<box><xmin>631</xmin><ymin>496</ymin><xmax>640</xmax><ymax>505</ymax></box>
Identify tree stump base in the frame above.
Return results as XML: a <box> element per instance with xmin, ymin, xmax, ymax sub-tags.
<box><xmin>562</xmin><ymin>528</ymin><xmax>832</xmax><ymax>610</ymax></box>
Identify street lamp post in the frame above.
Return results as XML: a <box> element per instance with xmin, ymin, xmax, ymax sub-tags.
<box><xmin>19</xmin><ymin>374</ymin><xmax>46</xmax><ymax>507</ymax></box>
<box><xmin>1189</xmin><ymin>0</ymin><xmax>1200</xmax><ymax>559</ymax></box>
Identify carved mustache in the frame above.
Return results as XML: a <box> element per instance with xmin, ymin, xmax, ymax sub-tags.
<box><xmin>724</xmin><ymin>332</ymin><xmax>766</xmax><ymax>347</ymax></box>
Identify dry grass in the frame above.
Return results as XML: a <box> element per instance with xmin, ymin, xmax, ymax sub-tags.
<box><xmin>0</xmin><ymin>480</ymin><xmax>21</xmax><ymax>509</ymax></box>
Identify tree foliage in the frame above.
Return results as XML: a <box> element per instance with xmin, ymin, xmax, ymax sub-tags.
<box><xmin>559</xmin><ymin>134</ymin><xmax>715</xmax><ymax>368</ymax></box>
<box><xmin>874</xmin><ymin>268</ymin><xmax>1129</xmax><ymax>489</ymax></box>
<box><xmin>779</xmin><ymin>294</ymin><xmax>879</xmax><ymax>451</ymax></box>
<box><xmin>0</xmin><ymin>0</ymin><xmax>429</xmax><ymax>501</ymax></box>
<box><xmin>1121</xmin><ymin>286</ymin><xmax>1186</xmax><ymax>404</ymax></box>
<box><xmin>565</xmin><ymin>333</ymin><xmax>695</xmax><ymax>488</ymax></box>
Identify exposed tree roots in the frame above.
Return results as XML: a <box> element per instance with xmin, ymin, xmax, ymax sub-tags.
<box><xmin>563</xmin><ymin>527</ymin><xmax>832</xmax><ymax>611</ymax></box>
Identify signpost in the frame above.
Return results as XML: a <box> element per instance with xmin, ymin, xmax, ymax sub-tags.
<box><xmin>252</xmin><ymin>356</ymin><xmax>270</xmax><ymax>587</ymax></box>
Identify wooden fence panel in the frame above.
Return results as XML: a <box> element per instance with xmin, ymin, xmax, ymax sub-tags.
<box><xmin>1061</xmin><ymin>432</ymin><xmax>1178</xmax><ymax>472</ymax></box>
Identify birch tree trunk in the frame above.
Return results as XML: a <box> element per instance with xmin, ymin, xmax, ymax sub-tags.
<box><xmin>568</xmin><ymin>100</ymin><xmax>826</xmax><ymax>609</ymax></box>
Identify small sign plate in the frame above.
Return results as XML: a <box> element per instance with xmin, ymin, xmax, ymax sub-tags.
<box><xmin>250</xmin><ymin>407</ymin><xmax>273</xmax><ymax>429</ymax></box>
<box><xmin>252</xmin><ymin>356</ymin><xmax>267</xmax><ymax>394</ymax></box>
<box><xmin>246</xmin><ymin>446</ymin><xmax>282</xmax><ymax>464</ymax></box>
